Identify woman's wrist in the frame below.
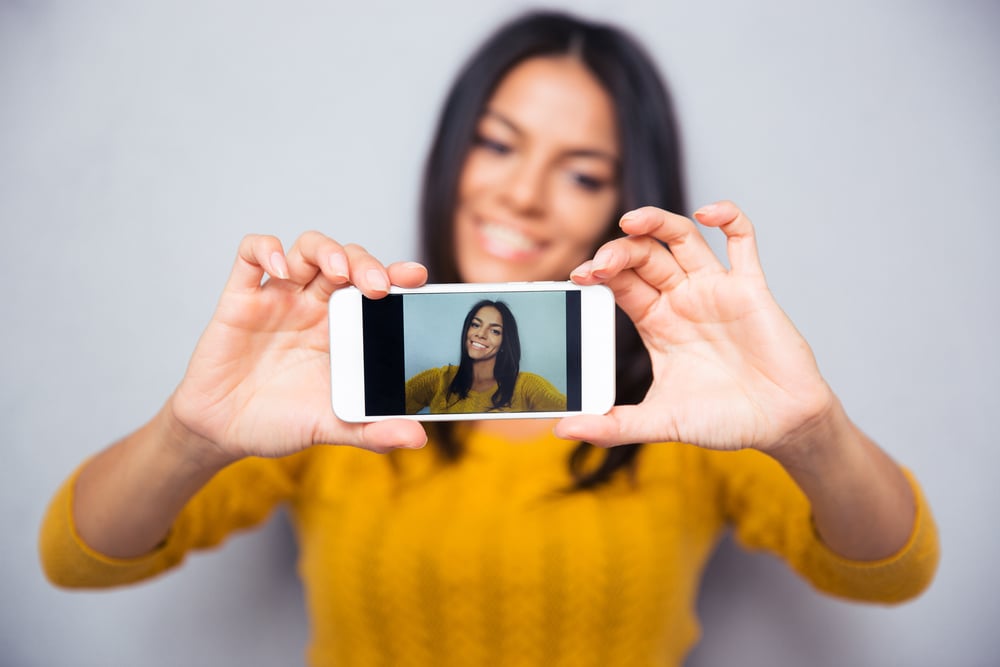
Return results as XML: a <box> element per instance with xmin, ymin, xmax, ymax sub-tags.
<box><xmin>160</xmin><ymin>396</ymin><xmax>240</xmax><ymax>474</ymax></box>
<box><xmin>765</xmin><ymin>392</ymin><xmax>854</xmax><ymax>476</ymax></box>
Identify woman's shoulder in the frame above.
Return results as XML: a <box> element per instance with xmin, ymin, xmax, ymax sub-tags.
<box><xmin>409</xmin><ymin>365</ymin><xmax>458</xmax><ymax>383</ymax></box>
<box><xmin>514</xmin><ymin>370</ymin><xmax>556</xmax><ymax>387</ymax></box>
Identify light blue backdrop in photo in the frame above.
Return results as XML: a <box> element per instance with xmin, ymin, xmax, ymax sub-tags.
<box><xmin>402</xmin><ymin>291</ymin><xmax>568</xmax><ymax>394</ymax></box>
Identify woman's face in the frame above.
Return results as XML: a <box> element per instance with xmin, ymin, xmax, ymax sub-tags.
<box><xmin>454</xmin><ymin>56</ymin><xmax>620</xmax><ymax>283</ymax></box>
<box><xmin>466</xmin><ymin>305</ymin><xmax>504</xmax><ymax>362</ymax></box>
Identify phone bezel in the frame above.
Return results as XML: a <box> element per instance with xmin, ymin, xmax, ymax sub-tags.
<box><xmin>329</xmin><ymin>281</ymin><xmax>615</xmax><ymax>422</ymax></box>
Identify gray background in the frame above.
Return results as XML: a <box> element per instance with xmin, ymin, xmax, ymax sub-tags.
<box><xmin>403</xmin><ymin>291</ymin><xmax>568</xmax><ymax>396</ymax></box>
<box><xmin>2</xmin><ymin>1</ymin><xmax>998</xmax><ymax>665</ymax></box>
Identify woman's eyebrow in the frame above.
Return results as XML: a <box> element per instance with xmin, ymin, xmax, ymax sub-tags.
<box><xmin>483</xmin><ymin>110</ymin><xmax>521</xmax><ymax>135</ymax></box>
<box><xmin>479</xmin><ymin>316</ymin><xmax>503</xmax><ymax>329</ymax></box>
<box><xmin>482</xmin><ymin>109</ymin><xmax>618</xmax><ymax>163</ymax></box>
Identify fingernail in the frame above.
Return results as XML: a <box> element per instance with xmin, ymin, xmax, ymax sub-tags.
<box><xmin>570</xmin><ymin>260</ymin><xmax>592</xmax><ymax>279</ymax></box>
<box><xmin>619</xmin><ymin>210</ymin><xmax>640</xmax><ymax>226</ymax></box>
<box><xmin>270</xmin><ymin>252</ymin><xmax>289</xmax><ymax>280</ymax></box>
<box><xmin>592</xmin><ymin>248</ymin><xmax>614</xmax><ymax>272</ymax></box>
<box><xmin>403</xmin><ymin>262</ymin><xmax>424</xmax><ymax>271</ymax></box>
<box><xmin>329</xmin><ymin>253</ymin><xmax>349</xmax><ymax>279</ymax></box>
<box><xmin>694</xmin><ymin>203</ymin><xmax>718</xmax><ymax>218</ymax></box>
<box><xmin>366</xmin><ymin>268</ymin><xmax>389</xmax><ymax>292</ymax></box>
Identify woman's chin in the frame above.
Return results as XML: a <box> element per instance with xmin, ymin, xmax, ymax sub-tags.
<box><xmin>459</xmin><ymin>262</ymin><xmax>557</xmax><ymax>284</ymax></box>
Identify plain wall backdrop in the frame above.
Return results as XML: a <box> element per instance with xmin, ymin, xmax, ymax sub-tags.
<box><xmin>2</xmin><ymin>1</ymin><xmax>998</xmax><ymax>665</ymax></box>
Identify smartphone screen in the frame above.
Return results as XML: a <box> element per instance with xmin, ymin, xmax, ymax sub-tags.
<box><xmin>361</xmin><ymin>289</ymin><xmax>582</xmax><ymax>417</ymax></box>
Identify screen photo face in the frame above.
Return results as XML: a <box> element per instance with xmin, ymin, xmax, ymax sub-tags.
<box><xmin>361</xmin><ymin>290</ymin><xmax>582</xmax><ymax>417</ymax></box>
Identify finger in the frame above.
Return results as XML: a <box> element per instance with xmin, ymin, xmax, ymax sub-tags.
<box><xmin>574</xmin><ymin>235</ymin><xmax>686</xmax><ymax>292</ymax></box>
<box><xmin>570</xmin><ymin>239</ymin><xmax>676</xmax><ymax>327</ymax></box>
<box><xmin>358</xmin><ymin>419</ymin><xmax>428</xmax><ymax>452</ymax></box>
<box><xmin>555</xmin><ymin>405</ymin><xmax>675</xmax><ymax>448</ymax></box>
<box><xmin>284</xmin><ymin>231</ymin><xmax>351</xmax><ymax>299</ymax></box>
<box><xmin>572</xmin><ymin>259</ymin><xmax>660</xmax><ymax>325</ymax></box>
<box><xmin>386</xmin><ymin>261</ymin><xmax>428</xmax><ymax>289</ymax></box>
<box><xmin>554</xmin><ymin>412</ymin><xmax>623</xmax><ymax>447</ymax></box>
<box><xmin>343</xmin><ymin>244</ymin><xmax>391</xmax><ymax>298</ymax></box>
<box><xmin>619</xmin><ymin>206</ymin><xmax>725</xmax><ymax>276</ymax></box>
<box><xmin>226</xmin><ymin>234</ymin><xmax>288</xmax><ymax>293</ymax></box>
<box><xmin>692</xmin><ymin>201</ymin><xmax>764</xmax><ymax>278</ymax></box>
<box><xmin>316</xmin><ymin>417</ymin><xmax>427</xmax><ymax>453</ymax></box>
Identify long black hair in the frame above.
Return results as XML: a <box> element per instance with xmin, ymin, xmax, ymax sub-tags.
<box><xmin>419</xmin><ymin>10</ymin><xmax>687</xmax><ymax>489</ymax></box>
<box><xmin>446</xmin><ymin>300</ymin><xmax>521</xmax><ymax>410</ymax></box>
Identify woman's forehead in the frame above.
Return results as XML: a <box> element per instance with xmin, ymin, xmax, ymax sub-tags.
<box><xmin>473</xmin><ymin>306</ymin><xmax>503</xmax><ymax>326</ymax></box>
<box><xmin>483</xmin><ymin>56</ymin><xmax>618</xmax><ymax>158</ymax></box>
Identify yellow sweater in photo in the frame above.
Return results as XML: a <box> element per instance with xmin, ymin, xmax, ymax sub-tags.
<box><xmin>405</xmin><ymin>365</ymin><xmax>567</xmax><ymax>414</ymax></box>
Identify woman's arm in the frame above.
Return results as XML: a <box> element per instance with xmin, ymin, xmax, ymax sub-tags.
<box><xmin>72</xmin><ymin>402</ymin><xmax>233</xmax><ymax>559</ymax></box>
<box><xmin>760</xmin><ymin>394</ymin><xmax>915</xmax><ymax>560</ymax></box>
<box><xmin>405</xmin><ymin>367</ymin><xmax>445</xmax><ymax>415</ymax></box>
<box><xmin>518</xmin><ymin>373</ymin><xmax>567</xmax><ymax>412</ymax></box>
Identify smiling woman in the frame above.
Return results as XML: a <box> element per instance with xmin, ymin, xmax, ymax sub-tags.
<box><xmin>39</xmin><ymin>9</ymin><xmax>938</xmax><ymax>667</ymax></box>
<box><xmin>404</xmin><ymin>299</ymin><xmax>568</xmax><ymax>414</ymax></box>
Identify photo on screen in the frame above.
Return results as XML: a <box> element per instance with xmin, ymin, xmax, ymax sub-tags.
<box><xmin>404</xmin><ymin>291</ymin><xmax>572</xmax><ymax>415</ymax></box>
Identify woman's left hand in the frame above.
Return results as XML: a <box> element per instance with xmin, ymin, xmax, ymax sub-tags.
<box><xmin>558</xmin><ymin>201</ymin><xmax>836</xmax><ymax>453</ymax></box>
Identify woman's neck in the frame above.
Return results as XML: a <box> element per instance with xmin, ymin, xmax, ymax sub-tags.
<box><xmin>473</xmin><ymin>418</ymin><xmax>559</xmax><ymax>442</ymax></box>
<box><xmin>471</xmin><ymin>359</ymin><xmax>497</xmax><ymax>391</ymax></box>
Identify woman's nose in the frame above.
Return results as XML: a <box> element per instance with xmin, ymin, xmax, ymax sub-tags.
<box><xmin>501</xmin><ymin>157</ymin><xmax>546</xmax><ymax>215</ymax></box>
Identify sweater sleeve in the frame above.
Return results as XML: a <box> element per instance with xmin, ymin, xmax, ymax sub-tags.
<box><xmin>517</xmin><ymin>373</ymin><xmax>567</xmax><ymax>411</ymax></box>
<box><xmin>39</xmin><ymin>453</ymin><xmax>306</xmax><ymax>589</ymax></box>
<box><xmin>405</xmin><ymin>367</ymin><xmax>447</xmax><ymax>415</ymax></box>
<box><xmin>708</xmin><ymin>448</ymin><xmax>939</xmax><ymax>604</ymax></box>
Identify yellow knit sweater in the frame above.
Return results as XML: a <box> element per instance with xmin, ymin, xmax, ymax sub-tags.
<box><xmin>39</xmin><ymin>429</ymin><xmax>938</xmax><ymax>666</ymax></box>
<box><xmin>406</xmin><ymin>366</ymin><xmax>567</xmax><ymax>414</ymax></box>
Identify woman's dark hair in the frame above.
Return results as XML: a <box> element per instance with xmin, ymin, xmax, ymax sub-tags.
<box><xmin>447</xmin><ymin>300</ymin><xmax>521</xmax><ymax>410</ymax></box>
<box><xmin>419</xmin><ymin>10</ymin><xmax>687</xmax><ymax>489</ymax></box>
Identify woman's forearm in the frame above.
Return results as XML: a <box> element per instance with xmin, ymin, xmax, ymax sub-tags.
<box><xmin>73</xmin><ymin>399</ymin><xmax>234</xmax><ymax>559</ymax></box>
<box><xmin>768</xmin><ymin>399</ymin><xmax>916</xmax><ymax>561</ymax></box>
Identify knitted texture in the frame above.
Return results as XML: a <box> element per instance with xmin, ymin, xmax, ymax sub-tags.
<box><xmin>405</xmin><ymin>366</ymin><xmax>567</xmax><ymax>414</ymax></box>
<box><xmin>40</xmin><ymin>429</ymin><xmax>939</xmax><ymax>666</ymax></box>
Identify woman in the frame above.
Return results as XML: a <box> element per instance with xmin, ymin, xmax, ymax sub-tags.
<box><xmin>40</xmin><ymin>10</ymin><xmax>938</xmax><ymax>666</ymax></box>
<box><xmin>405</xmin><ymin>299</ymin><xmax>567</xmax><ymax>415</ymax></box>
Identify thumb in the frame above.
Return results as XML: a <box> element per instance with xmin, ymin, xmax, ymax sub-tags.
<box><xmin>315</xmin><ymin>417</ymin><xmax>428</xmax><ymax>454</ymax></box>
<box><xmin>555</xmin><ymin>405</ymin><xmax>678</xmax><ymax>448</ymax></box>
<box><xmin>361</xmin><ymin>419</ymin><xmax>428</xmax><ymax>452</ymax></box>
<box><xmin>555</xmin><ymin>411</ymin><xmax>625</xmax><ymax>447</ymax></box>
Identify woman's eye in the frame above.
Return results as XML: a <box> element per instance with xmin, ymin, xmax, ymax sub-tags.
<box><xmin>475</xmin><ymin>135</ymin><xmax>512</xmax><ymax>155</ymax></box>
<box><xmin>570</xmin><ymin>172</ymin><xmax>608</xmax><ymax>192</ymax></box>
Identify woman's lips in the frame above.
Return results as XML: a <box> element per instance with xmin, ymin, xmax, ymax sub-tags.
<box><xmin>478</xmin><ymin>220</ymin><xmax>542</xmax><ymax>261</ymax></box>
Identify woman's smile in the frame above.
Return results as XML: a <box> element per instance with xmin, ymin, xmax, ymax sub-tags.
<box><xmin>475</xmin><ymin>218</ymin><xmax>545</xmax><ymax>261</ymax></box>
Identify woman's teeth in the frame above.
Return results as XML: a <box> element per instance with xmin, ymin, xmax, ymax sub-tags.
<box><xmin>481</xmin><ymin>222</ymin><xmax>538</xmax><ymax>255</ymax></box>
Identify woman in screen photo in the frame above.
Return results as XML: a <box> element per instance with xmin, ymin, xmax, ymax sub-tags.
<box><xmin>40</xmin><ymin>9</ymin><xmax>939</xmax><ymax>667</ymax></box>
<box><xmin>405</xmin><ymin>299</ymin><xmax>567</xmax><ymax>414</ymax></box>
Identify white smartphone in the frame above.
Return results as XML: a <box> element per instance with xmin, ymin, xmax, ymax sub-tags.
<box><xmin>329</xmin><ymin>281</ymin><xmax>616</xmax><ymax>422</ymax></box>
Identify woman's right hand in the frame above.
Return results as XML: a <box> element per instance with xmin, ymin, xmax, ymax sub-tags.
<box><xmin>169</xmin><ymin>231</ymin><xmax>429</xmax><ymax>466</ymax></box>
